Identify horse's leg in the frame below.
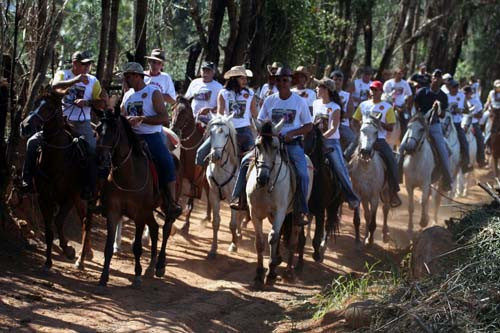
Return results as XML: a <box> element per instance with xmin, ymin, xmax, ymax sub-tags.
<box><xmin>75</xmin><ymin>203</ymin><xmax>93</xmax><ymax>270</ymax></box>
<box><xmin>228</xmin><ymin>209</ymin><xmax>242</xmax><ymax>253</ymax></box>
<box><xmin>306</xmin><ymin>214</ymin><xmax>313</xmax><ymax>240</ymax></box>
<box><xmin>382</xmin><ymin>202</ymin><xmax>390</xmax><ymax>243</ymax></box>
<box><xmin>113</xmin><ymin>218</ymin><xmax>124</xmax><ymax>253</ymax></box>
<box><xmin>155</xmin><ymin>215</ymin><xmax>174</xmax><ymax>278</ymax></box>
<box><xmin>353</xmin><ymin>207</ymin><xmax>361</xmax><ymax>247</ymax></box>
<box><xmin>366</xmin><ymin>200</ymin><xmax>378</xmax><ymax>245</ymax></box>
<box><xmin>420</xmin><ymin>184</ymin><xmax>431</xmax><ymax>229</ymax></box>
<box><xmin>433</xmin><ymin>186</ymin><xmax>441</xmax><ymax>224</ymax></box>
<box><xmin>284</xmin><ymin>215</ymin><xmax>299</xmax><ymax>282</ymax></box>
<box><xmin>203</xmin><ymin>181</ymin><xmax>211</xmax><ymax>222</ymax></box>
<box><xmin>39</xmin><ymin>202</ymin><xmax>55</xmax><ymax>270</ymax></box>
<box><xmin>295</xmin><ymin>226</ymin><xmax>306</xmax><ymax>273</ymax></box>
<box><xmin>180</xmin><ymin>196</ymin><xmax>193</xmax><ymax>235</ymax></box>
<box><xmin>407</xmin><ymin>185</ymin><xmax>414</xmax><ymax>236</ymax></box>
<box><xmin>131</xmin><ymin>221</ymin><xmax>146</xmax><ymax>288</ymax></box>
<box><xmin>99</xmin><ymin>212</ymin><xmax>120</xmax><ymax>286</ymax></box>
<box><xmin>266</xmin><ymin>210</ymin><xmax>286</xmax><ymax>285</ymax></box>
<box><xmin>361</xmin><ymin>200</ymin><xmax>370</xmax><ymax>242</ymax></box>
<box><xmin>144</xmin><ymin>213</ymin><xmax>159</xmax><ymax>278</ymax></box>
<box><xmin>252</xmin><ymin>217</ymin><xmax>266</xmax><ymax>288</ymax></box>
<box><xmin>207</xmin><ymin>191</ymin><xmax>220</xmax><ymax>259</ymax></box>
<box><xmin>53</xmin><ymin>202</ymin><xmax>75</xmax><ymax>260</ymax></box>
<box><xmin>312</xmin><ymin>211</ymin><xmax>325</xmax><ymax>263</ymax></box>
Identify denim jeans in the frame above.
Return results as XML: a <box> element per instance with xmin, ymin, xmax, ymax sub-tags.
<box><xmin>70</xmin><ymin>121</ymin><xmax>97</xmax><ymax>195</ymax></box>
<box><xmin>472</xmin><ymin>123</ymin><xmax>485</xmax><ymax>164</ymax></box>
<box><xmin>141</xmin><ymin>132</ymin><xmax>176</xmax><ymax>186</ymax></box>
<box><xmin>374</xmin><ymin>138</ymin><xmax>400</xmax><ymax>193</ymax></box>
<box><xmin>22</xmin><ymin>131</ymin><xmax>43</xmax><ymax>181</ymax></box>
<box><xmin>339</xmin><ymin>125</ymin><xmax>357</xmax><ymax>161</ymax></box>
<box><xmin>454</xmin><ymin>122</ymin><xmax>470</xmax><ymax>171</ymax></box>
<box><xmin>324</xmin><ymin>138</ymin><xmax>359</xmax><ymax>205</ymax></box>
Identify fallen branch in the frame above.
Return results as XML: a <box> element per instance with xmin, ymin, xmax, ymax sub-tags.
<box><xmin>477</xmin><ymin>182</ymin><xmax>500</xmax><ymax>205</ymax></box>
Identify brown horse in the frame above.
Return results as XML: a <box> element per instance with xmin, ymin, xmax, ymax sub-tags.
<box><xmin>171</xmin><ymin>96</ymin><xmax>211</xmax><ymax>234</ymax></box>
<box><xmin>490</xmin><ymin>108</ymin><xmax>500</xmax><ymax>176</ymax></box>
<box><xmin>95</xmin><ymin>109</ymin><xmax>176</xmax><ymax>287</ymax></box>
<box><xmin>20</xmin><ymin>89</ymin><xmax>92</xmax><ymax>271</ymax></box>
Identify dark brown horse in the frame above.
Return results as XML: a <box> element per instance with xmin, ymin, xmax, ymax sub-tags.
<box><xmin>95</xmin><ymin>110</ymin><xmax>175</xmax><ymax>287</ymax></box>
<box><xmin>171</xmin><ymin>96</ymin><xmax>211</xmax><ymax>234</ymax></box>
<box><xmin>20</xmin><ymin>88</ymin><xmax>92</xmax><ymax>271</ymax></box>
<box><xmin>490</xmin><ymin>108</ymin><xmax>500</xmax><ymax>176</ymax></box>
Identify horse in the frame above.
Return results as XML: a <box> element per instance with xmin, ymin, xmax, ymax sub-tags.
<box><xmin>349</xmin><ymin>114</ymin><xmax>391</xmax><ymax>245</ymax></box>
<box><xmin>432</xmin><ymin>111</ymin><xmax>460</xmax><ymax>223</ymax></box>
<box><xmin>401</xmin><ymin>113</ymin><xmax>434</xmax><ymax>235</ymax></box>
<box><xmin>205</xmin><ymin>115</ymin><xmax>245</xmax><ymax>258</ymax></box>
<box><xmin>170</xmin><ymin>96</ymin><xmax>211</xmax><ymax>234</ymax></box>
<box><xmin>489</xmin><ymin>108</ymin><xmax>500</xmax><ymax>176</ymax></box>
<box><xmin>456</xmin><ymin>113</ymin><xmax>477</xmax><ymax>197</ymax></box>
<box><xmin>95</xmin><ymin>110</ymin><xmax>175</xmax><ymax>287</ymax></box>
<box><xmin>247</xmin><ymin>120</ymin><xmax>314</xmax><ymax>287</ymax></box>
<box><xmin>303</xmin><ymin>124</ymin><xmax>342</xmax><ymax>263</ymax></box>
<box><xmin>19</xmin><ymin>88</ymin><xmax>92</xmax><ymax>271</ymax></box>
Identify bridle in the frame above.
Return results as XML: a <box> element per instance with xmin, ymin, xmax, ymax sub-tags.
<box><xmin>171</xmin><ymin>103</ymin><xmax>204</xmax><ymax>150</ymax></box>
<box><xmin>254</xmin><ymin>134</ymin><xmax>286</xmax><ymax>193</ymax></box>
<box><xmin>32</xmin><ymin>98</ymin><xmax>75</xmax><ymax>149</ymax></box>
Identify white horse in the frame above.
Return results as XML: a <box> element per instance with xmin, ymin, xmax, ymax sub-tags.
<box><xmin>205</xmin><ymin>115</ymin><xmax>245</xmax><ymax>258</ymax></box>
<box><xmin>401</xmin><ymin>113</ymin><xmax>434</xmax><ymax>234</ymax></box>
<box><xmin>113</xmin><ymin>127</ymin><xmax>181</xmax><ymax>253</ymax></box>
<box><xmin>247</xmin><ymin>120</ymin><xmax>313</xmax><ymax>287</ymax></box>
<box><xmin>456</xmin><ymin>114</ymin><xmax>477</xmax><ymax>197</ymax></box>
<box><xmin>433</xmin><ymin>111</ymin><xmax>460</xmax><ymax>222</ymax></box>
<box><xmin>349</xmin><ymin>114</ymin><xmax>391</xmax><ymax>245</ymax></box>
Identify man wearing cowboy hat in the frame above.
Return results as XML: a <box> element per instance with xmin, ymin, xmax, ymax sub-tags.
<box><xmin>258</xmin><ymin>61</ymin><xmax>282</xmax><ymax>107</ymax></box>
<box><xmin>21</xmin><ymin>51</ymin><xmax>106</xmax><ymax>208</ymax></box>
<box><xmin>292</xmin><ymin>65</ymin><xmax>316</xmax><ymax>114</ymax></box>
<box><xmin>144</xmin><ymin>49</ymin><xmax>176</xmax><ymax>105</ymax></box>
<box><xmin>120</xmin><ymin>62</ymin><xmax>182</xmax><ymax>218</ymax></box>
<box><xmin>185</xmin><ymin>61</ymin><xmax>223</xmax><ymax>122</ymax></box>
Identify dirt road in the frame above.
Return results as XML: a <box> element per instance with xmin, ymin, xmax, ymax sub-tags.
<box><xmin>0</xmin><ymin>169</ymin><xmax>493</xmax><ymax>332</ymax></box>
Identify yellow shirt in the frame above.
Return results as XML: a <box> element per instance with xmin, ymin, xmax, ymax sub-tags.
<box><xmin>353</xmin><ymin>99</ymin><xmax>395</xmax><ymax>139</ymax></box>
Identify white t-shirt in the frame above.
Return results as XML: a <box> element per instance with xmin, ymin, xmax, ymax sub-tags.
<box><xmin>471</xmin><ymin>82</ymin><xmax>480</xmax><ymax>99</ymax></box>
<box><xmin>121</xmin><ymin>85</ymin><xmax>162</xmax><ymax>134</ymax></box>
<box><xmin>185</xmin><ymin>78</ymin><xmax>223</xmax><ymax>116</ymax></box>
<box><xmin>383</xmin><ymin>79</ymin><xmax>412</xmax><ymax>107</ymax></box>
<box><xmin>441</xmin><ymin>84</ymin><xmax>450</xmax><ymax>94</ymax></box>
<box><xmin>466</xmin><ymin>97</ymin><xmax>483</xmax><ymax>124</ymax></box>
<box><xmin>144</xmin><ymin>72</ymin><xmax>176</xmax><ymax>100</ymax></box>
<box><xmin>353</xmin><ymin>100</ymin><xmax>396</xmax><ymax>139</ymax></box>
<box><xmin>488</xmin><ymin>89</ymin><xmax>500</xmax><ymax>109</ymax></box>
<box><xmin>338</xmin><ymin>90</ymin><xmax>351</xmax><ymax>127</ymax></box>
<box><xmin>312</xmin><ymin>99</ymin><xmax>340</xmax><ymax>139</ymax></box>
<box><xmin>352</xmin><ymin>79</ymin><xmax>372</xmax><ymax>107</ymax></box>
<box><xmin>259</xmin><ymin>83</ymin><xmax>278</xmax><ymax>102</ymax></box>
<box><xmin>55</xmin><ymin>69</ymin><xmax>101</xmax><ymax>122</ymax></box>
<box><xmin>220</xmin><ymin>88</ymin><xmax>254</xmax><ymax>128</ymax></box>
<box><xmin>258</xmin><ymin>92</ymin><xmax>312</xmax><ymax>136</ymax></box>
<box><xmin>447</xmin><ymin>92</ymin><xmax>465</xmax><ymax>123</ymax></box>
<box><xmin>291</xmin><ymin>88</ymin><xmax>317</xmax><ymax>109</ymax></box>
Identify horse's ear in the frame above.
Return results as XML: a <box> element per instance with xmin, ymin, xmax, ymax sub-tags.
<box><xmin>273</xmin><ymin>119</ymin><xmax>285</xmax><ymax>135</ymax></box>
<box><xmin>226</xmin><ymin>113</ymin><xmax>234</xmax><ymax>121</ymax></box>
<box><xmin>253</xmin><ymin>118</ymin><xmax>263</xmax><ymax>133</ymax></box>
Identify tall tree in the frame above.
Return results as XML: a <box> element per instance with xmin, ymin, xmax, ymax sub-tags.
<box><xmin>134</xmin><ymin>0</ymin><xmax>148</xmax><ymax>66</ymax></box>
<box><xmin>102</xmin><ymin>0</ymin><xmax>120</xmax><ymax>90</ymax></box>
<box><xmin>96</xmin><ymin>0</ymin><xmax>111</xmax><ymax>80</ymax></box>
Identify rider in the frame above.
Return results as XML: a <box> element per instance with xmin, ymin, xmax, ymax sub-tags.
<box><xmin>21</xmin><ymin>51</ymin><xmax>106</xmax><ymax>207</ymax></box>
<box><xmin>313</xmin><ymin>77</ymin><xmax>359</xmax><ymax>209</ymax></box>
<box><xmin>351</xmin><ymin>66</ymin><xmax>372</xmax><ymax>109</ymax></box>
<box><xmin>144</xmin><ymin>49</ymin><xmax>176</xmax><ymax>105</ymax></box>
<box><xmin>185</xmin><ymin>61</ymin><xmax>223</xmax><ymax>124</ymax></box>
<box><xmin>483</xmin><ymin>79</ymin><xmax>500</xmax><ymax>148</ymax></box>
<box><xmin>441</xmin><ymin>73</ymin><xmax>453</xmax><ymax>94</ymax></box>
<box><xmin>447</xmin><ymin>79</ymin><xmax>471</xmax><ymax>172</ymax></box>
<box><xmin>352</xmin><ymin>80</ymin><xmax>402</xmax><ymax>208</ymax></box>
<box><xmin>291</xmin><ymin>66</ymin><xmax>316</xmax><ymax>114</ymax></box>
<box><xmin>330</xmin><ymin>69</ymin><xmax>357</xmax><ymax>161</ymax></box>
<box><xmin>230</xmin><ymin>67</ymin><xmax>313</xmax><ymax>223</ymax></box>
<box><xmin>120</xmin><ymin>62</ymin><xmax>182</xmax><ymax>218</ymax></box>
<box><xmin>258</xmin><ymin>62</ymin><xmax>281</xmax><ymax>107</ymax></box>
<box><xmin>463</xmin><ymin>85</ymin><xmax>487</xmax><ymax>167</ymax></box>
<box><xmin>195</xmin><ymin>65</ymin><xmax>257</xmax><ymax>165</ymax></box>
<box><xmin>383</xmin><ymin>66</ymin><xmax>413</xmax><ymax>137</ymax></box>
<box><xmin>399</xmin><ymin>69</ymin><xmax>453</xmax><ymax>192</ymax></box>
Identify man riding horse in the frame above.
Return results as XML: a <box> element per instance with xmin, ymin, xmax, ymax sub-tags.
<box><xmin>121</xmin><ymin>62</ymin><xmax>182</xmax><ymax>217</ymax></box>
<box><xmin>230</xmin><ymin>66</ymin><xmax>313</xmax><ymax>225</ymax></box>
<box><xmin>21</xmin><ymin>51</ymin><xmax>106</xmax><ymax>210</ymax></box>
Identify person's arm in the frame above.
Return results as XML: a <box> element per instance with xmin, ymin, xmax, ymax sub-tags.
<box><xmin>52</xmin><ymin>71</ymin><xmax>88</xmax><ymax>90</ymax></box>
<box><xmin>164</xmin><ymin>75</ymin><xmax>177</xmax><ymax>105</ymax></box>
<box><xmin>345</xmin><ymin>94</ymin><xmax>355</xmax><ymax>119</ymax></box>
<box><xmin>128</xmin><ymin>90</ymin><xmax>168</xmax><ymax>127</ymax></box>
<box><xmin>351</xmin><ymin>105</ymin><xmax>362</xmax><ymax>132</ymax></box>
<box><xmin>217</xmin><ymin>92</ymin><xmax>225</xmax><ymax>115</ymax></box>
<box><xmin>323</xmin><ymin>109</ymin><xmax>340</xmax><ymax>138</ymax></box>
<box><xmin>250</xmin><ymin>95</ymin><xmax>257</xmax><ymax>118</ymax></box>
<box><xmin>404</xmin><ymin>81</ymin><xmax>413</xmax><ymax>109</ymax></box>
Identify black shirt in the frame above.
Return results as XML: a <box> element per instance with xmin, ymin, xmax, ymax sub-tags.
<box><xmin>414</xmin><ymin>86</ymin><xmax>448</xmax><ymax>114</ymax></box>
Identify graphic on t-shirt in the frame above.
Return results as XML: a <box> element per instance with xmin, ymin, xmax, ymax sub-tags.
<box><xmin>271</xmin><ymin>108</ymin><xmax>296</xmax><ymax>125</ymax></box>
<box><xmin>299</xmin><ymin>91</ymin><xmax>309</xmax><ymax>98</ymax></box>
<box><xmin>194</xmin><ymin>88</ymin><xmax>212</xmax><ymax>101</ymax></box>
<box><xmin>150</xmin><ymin>81</ymin><xmax>164</xmax><ymax>93</ymax></box>
<box><xmin>229</xmin><ymin>100</ymin><xmax>246</xmax><ymax>118</ymax></box>
<box><xmin>64</xmin><ymin>85</ymin><xmax>86</xmax><ymax>106</ymax></box>
<box><xmin>127</xmin><ymin>101</ymin><xmax>144</xmax><ymax>116</ymax></box>
<box><xmin>449</xmin><ymin>102</ymin><xmax>458</xmax><ymax>114</ymax></box>
<box><xmin>392</xmin><ymin>87</ymin><xmax>404</xmax><ymax>97</ymax></box>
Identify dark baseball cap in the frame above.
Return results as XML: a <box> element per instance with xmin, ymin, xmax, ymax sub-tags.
<box><xmin>274</xmin><ymin>67</ymin><xmax>293</xmax><ymax>77</ymax></box>
<box><xmin>72</xmin><ymin>51</ymin><xmax>94</xmax><ymax>64</ymax></box>
<box><xmin>432</xmin><ymin>69</ymin><xmax>443</xmax><ymax>77</ymax></box>
<box><xmin>330</xmin><ymin>70</ymin><xmax>344</xmax><ymax>79</ymax></box>
<box><xmin>449</xmin><ymin>79</ymin><xmax>459</xmax><ymax>88</ymax></box>
<box><xmin>201</xmin><ymin>61</ymin><xmax>216</xmax><ymax>71</ymax></box>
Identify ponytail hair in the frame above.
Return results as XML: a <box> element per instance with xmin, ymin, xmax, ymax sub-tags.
<box><xmin>327</xmin><ymin>89</ymin><xmax>344</xmax><ymax>117</ymax></box>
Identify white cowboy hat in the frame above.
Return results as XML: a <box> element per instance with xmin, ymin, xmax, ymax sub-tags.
<box><xmin>223</xmin><ymin>65</ymin><xmax>248</xmax><ymax>79</ymax></box>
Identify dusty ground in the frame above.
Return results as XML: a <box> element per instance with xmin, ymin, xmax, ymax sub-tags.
<box><xmin>0</xmin><ymin>168</ymin><xmax>493</xmax><ymax>333</ymax></box>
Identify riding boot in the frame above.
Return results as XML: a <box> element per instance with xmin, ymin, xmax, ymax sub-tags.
<box><xmin>397</xmin><ymin>154</ymin><xmax>404</xmax><ymax>184</ymax></box>
<box><xmin>163</xmin><ymin>187</ymin><xmax>182</xmax><ymax>220</ymax></box>
<box><xmin>229</xmin><ymin>195</ymin><xmax>248</xmax><ymax>211</ymax></box>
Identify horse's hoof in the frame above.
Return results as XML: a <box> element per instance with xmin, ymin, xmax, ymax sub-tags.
<box><xmin>420</xmin><ymin>219</ymin><xmax>429</xmax><ymax>228</ymax></box>
<box><xmin>63</xmin><ymin>246</ymin><xmax>76</xmax><ymax>260</ymax></box>
<box><xmin>313</xmin><ymin>251</ymin><xmax>323</xmax><ymax>263</ymax></box>
<box><xmin>383</xmin><ymin>234</ymin><xmax>390</xmax><ymax>243</ymax></box>
<box><xmin>275</xmin><ymin>256</ymin><xmax>283</xmax><ymax>267</ymax></box>
<box><xmin>86</xmin><ymin>249</ymin><xmax>94</xmax><ymax>261</ymax></box>
<box><xmin>228</xmin><ymin>243</ymin><xmax>238</xmax><ymax>253</ymax></box>
<box><xmin>74</xmin><ymin>259</ymin><xmax>84</xmax><ymax>271</ymax></box>
<box><xmin>253</xmin><ymin>278</ymin><xmax>265</xmax><ymax>290</ymax></box>
<box><xmin>355</xmin><ymin>240</ymin><xmax>363</xmax><ymax>252</ymax></box>
<box><xmin>364</xmin><ymin>237</ymin><xmax>374</xmax><ymax>246</ymax></box>
<box><xmin>131</xmin><ymin>277</ymin><xmax>142</xmax><ymax>289</ymax></box>
<box><xmin>282</xmin><ymin>269</ymin><xmax>296</xmax><ymax>282</ymax></box>
<box><xmin>265</xmin><ymin>272</ymin><xmax>277</xmax><ymax>286</ymax></box>
<box><xmin>207</xmin><ymin>251</ymin><xmax>217</xmax><ymax>259</ymax></box>
<box><xmin>113</xmin><ymin>246</ymin><xmax>120</xmax><ymax>254</ymax></box>
<box><xmin>180</xmin><ymin>224</ymin><xmax>190</xmax><ymax>236</ymax></box>
<box><xmin>237</xmin><ymin>233</ymin><xmax>243</xmax><ymax>240</ymax></box>
<box><xmin>155</xmin><ymin>267</ymin><xmax>165</xmax><ymax>278</ymax></box>
<box><xmin>98</xmin><ymin>277</ymin><xmax>108</xmax><ymax>287</ymax></box>
<box><xmin>40</xmin><ymin>264</ymin><xmax>51</xmax><ymax>275</ymax></box>
<box><xmin>145</xmin><ymin>267</ymin><xmax>155</xmax><ymax>278</ymax></box>
<box><xmin>295</xmin><ymin>261</ymin><xmax>304</xmax><ymax>273</ymax></box>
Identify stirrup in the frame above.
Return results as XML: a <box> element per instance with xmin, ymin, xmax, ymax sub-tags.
<box><xmin>229</xmin><ymin>197</ymin><xmax>247</xmax><ymax>211</ymax></box>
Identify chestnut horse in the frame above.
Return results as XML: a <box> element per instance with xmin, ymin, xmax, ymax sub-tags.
<box><xmin>170</xmin><ymin>96</ymin><xmax>211</xmax><ymax>234</ymax></box>
<box><xmin>20</xmin><ymin>89</ymin><xmax>92</xmax><ymax>271</ymax></box>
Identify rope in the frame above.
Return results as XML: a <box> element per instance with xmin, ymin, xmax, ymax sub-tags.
<box><xmin>430</xmin><ymin>184</ymin><xmax>478</xmax><ymax>207</ymax></box>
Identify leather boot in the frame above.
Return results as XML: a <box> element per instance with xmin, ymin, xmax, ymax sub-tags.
<box><xmin>164</xmin><ymin>188</ymin><xmax>182</xmax><ymax>220</ymax></box>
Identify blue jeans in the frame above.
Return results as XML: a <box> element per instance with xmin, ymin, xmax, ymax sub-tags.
<box><xmin>454</xmin><ymin>122</ymin><xmax>470</xmax><ymax>171</ymax></box>
<box><xmin>232</xmin><ymin>142</ymin><xmax>309</xmax><ymax>213</ymax></box>
<box><xmin>196</xmin><ymin>126</ymin><xmax>255</xmax><ymax>165</ymax></box>
<box><xmin>472</xmin><ymin>123</ymin><xmax>485</xmax><ymax>164</ymax></box>
<box><xmin>324</xmin><ymin>139</ymin><xmax>359</xmax><ymax>205</ymax></box>
<box><xmin>140</xmin><ymin>132</ymin><xmax>176</xmax><ymax>185</ymax></box>
<box><xmin>374</xmin><ymin>138</ymin><xmax>400</xmax><ymax>193</ymax></box>
<box><xmin>339</xmin><ymin>125</ymin><xmax>357</xmax><ymax>161</ymax></box>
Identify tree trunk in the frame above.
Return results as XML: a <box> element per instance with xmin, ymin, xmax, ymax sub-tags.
<box><xmin>363</xmin><ymin>1</ymin><xmax>373</xmax><ymax>67</ymax></box>
<box><xmin>402</xmin><ymin>0</ymin><xmax>418</xmax><ymax>74</ymax></box>
<box><xmin>184</xmin><ymin>42</ymin><xmax>202</xmax><ymax>92</ymax></box>
<box><xmin>448</xmin><ymin>18</ymin><xmax>468</xmax><ymax>75</ymax></box>
<box><xmin>248</xmin><ymin>0</ymin><xmax>266</xmax><ymax>86</ymax></box>
<box><xmin>340</xmin><ymin>18</ymin><xmax>362</xmax><ymax>79</ymax></box>
<box><xmin>205</xmin><ymin>0</ymin><xmax>227</xmax><ymax>67</ymax></box>
<box><xmin>230</xmin><ymin>0</ymin><xmax>251</xmax><ymax>67</ymax></box>
<box><xmin>222</xmin><ymin>0</ymin><xmax>238</xmax><ymax>73</ymax></box>
<box><xmin>96</xmin><ymin>0</ymin><xmax>111</xmax><ymax>80</ymax></box>
<box><xmin>102</xmin><ymin>0</ymin><xmax>120</xmax><ymax>90</ymax></box>
<box><xmin>134</xmin><ymin>0</ymin><xmax>148</xmax><ymax>66</ymax></box>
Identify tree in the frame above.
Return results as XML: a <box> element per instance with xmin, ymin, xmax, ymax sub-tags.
<box><xmin>102</xmin><ymin>0</ymin><xmax>120</xmax><ymax>90</ymax></box>
<box><xmin>96</xmin><ymin>0</ymin><xmax>111</xmax><ymax>80</ymax></box>
<box><xmin>134</xmin><ymin>0</ymin><xmax>148</xmax><ymax>66</ymax></box>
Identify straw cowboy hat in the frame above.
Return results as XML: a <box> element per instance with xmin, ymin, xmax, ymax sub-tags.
<box><xmin>145</xmin><ymin>49</ymin><xmax>166</xmax><ymax>62</ymax></box>
<box><xmin>293</xmin><ymin>66</ymin><xmax>311</xmax><ymax>79</ymax></box>
<box><xmin>313</xmin><ymin>77</ymin><xmax>336</xmax><ymax>94</ymax></box>
<box><xmin>267</xmin><ymin>61</ymin><xmax>283</xmax><ymax>75</ymax></box>
<box><xmin>223</xmin><ymin>65</ymin><xmax>249</xmax><ymax>79</ymax></box>
<box><xmin>122</xmin><ymin>62</ymin><xmax>149</xmax><ymax>76</ymax></box>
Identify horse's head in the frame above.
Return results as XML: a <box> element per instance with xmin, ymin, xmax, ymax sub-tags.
<box><xmin>405</xmin><ymin>113</ymin><xmax>427</xmax><ymax>154</ymax></box>
<box><xmin>303</xmin><ymin>123</ymin><xmax>323</xmax><ymax>163</ymax></box>
<box><xmin>441</xmin><ymin>112</ymin><xmax>454</xmax><ymax>138</ymax></box>
<box><xmin>358</xmin><ymin>114</ymin><xmax>381</xmax><ymax>160</ymax></box>
<box><xmin>207</xmin><ymin>114</ymin><xmax>236</xmax><ymax>162</ymax></box>
<box><xmin>254</xmin><ymin>119</ymin><xmax>283</xmax><ymax>187</ymax></box>
<box><xmin>171</xmin><ymin>96</ymin><xmax>194</xmax><ymax>136</ymax></box>
<box><xmin>95</xmin><ymin>108</ymin><xmax>121</xmax><ymax>168</ymax></box>
<box><xmin>20</xmin><ymin>88</ymin><xmax>64</xmax><ymax>138</ymax></box>
<box><xmin>462</xmin><ymin>113</ymin><xmax>473</xmax><ymax>133</ymax></box>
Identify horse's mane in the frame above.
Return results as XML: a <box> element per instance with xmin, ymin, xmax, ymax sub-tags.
<box><xmin>119</xmin><ymin>115</ymin><xmax>143</xmax><ymax>153</ymax></box>
<box><xmin>207</xmin><ymin>116</ymin><xmax>238</xmax><ymax>151</ymax></box>
<box><xmin>408</xmin><ymin>112</ymin><xmax>426</xmax><ymax>127</ymax></box>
